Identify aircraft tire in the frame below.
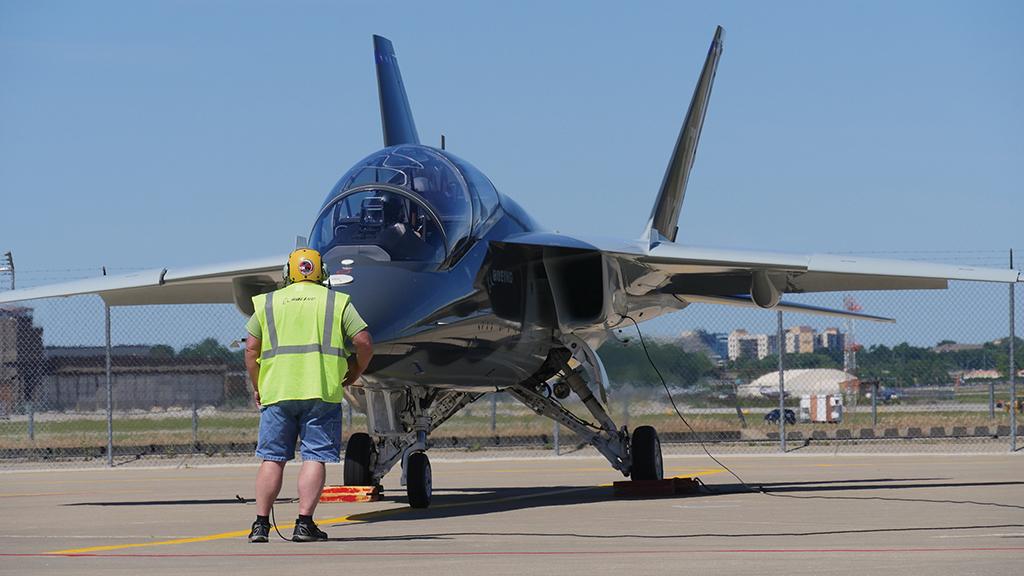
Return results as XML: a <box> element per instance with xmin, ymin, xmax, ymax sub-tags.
<box><xmin>344</xmin><ymin>432</ymin><xmax>374</xmax><ymax>486</ymax></box>
<box><xmin>630</xmin><ymin>425</ymin><xmax>664</xmax><ymax>481</ymax></box>
<box><xmin>406</xmin><ymin>451</ymin><xmax>432</xmax><ymax>509</ymax></box>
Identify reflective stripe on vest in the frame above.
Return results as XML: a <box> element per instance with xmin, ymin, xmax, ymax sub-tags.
<box><xmin>260</xmin><ymin>289</ymin><xmax>347</xmax><ymax>360</ymax></box>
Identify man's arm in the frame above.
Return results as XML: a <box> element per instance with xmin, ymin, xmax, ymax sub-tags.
<box><xmin>245</xmin><ymin>336</ymin><xmax>262</xmax><ymax>406</ymax></box>
<box><xmin>342</xmin><ymin>330</ymin><xmax>373</xmax><ymax>388</ymax></box>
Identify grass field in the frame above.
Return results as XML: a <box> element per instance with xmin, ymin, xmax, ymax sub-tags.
<box><xmin>1</xmin><ymin>404</ymin><xmax>1019</xmax><ymax>451</ymax></box>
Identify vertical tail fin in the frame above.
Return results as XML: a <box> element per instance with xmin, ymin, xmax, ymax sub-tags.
<box><xmin>373</xmin><ymin>35</ymin><xmax>420</xmax><ymax>147</ymax></box>
<box><xmin>644</xmin><ymin>26</ymin><xmax>724</xmax><ymax>245</ymax></box>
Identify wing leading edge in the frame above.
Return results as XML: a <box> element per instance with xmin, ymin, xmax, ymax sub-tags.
<box><xmin>0</xmin><ymin>256</ymin><xmax>285</xmax><ymax>315</ymax></box>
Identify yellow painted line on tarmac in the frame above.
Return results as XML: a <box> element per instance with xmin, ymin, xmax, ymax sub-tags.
<box><xmin>47</xmin><ymin>514</ymin><xmax>364</xmax><ymax>555</ymax></box>
<box><xmin>47</xmin><ymin>471</ymin><xmax>728</xmax><ymax>555</ymax></box>
<box><xmin>598</xmin><ymin>469</ymin><xmax>724</xmax><ymax>487</ymax></box>
<box><xmin>48</xmin><ymin>484</ymin><xmax>606</xmax><ymax>555</ymax></box>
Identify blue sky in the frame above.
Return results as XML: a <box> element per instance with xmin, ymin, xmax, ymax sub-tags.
<box><xmin>1</xmin><ymin>1</ymin><xmax>1021</xmax><ymax>349</ymax></box>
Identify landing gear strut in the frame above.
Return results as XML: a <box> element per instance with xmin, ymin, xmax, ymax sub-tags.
<box><xmin>509</xmin><ymin>337</ymin><xmax>666</xmax><ymax>481</ymax></box>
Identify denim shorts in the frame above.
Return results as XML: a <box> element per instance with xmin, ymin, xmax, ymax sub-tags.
<box><xmin>256</xmin><ymin>399</ymin><xmax>342</xmax><ymax>463</ymax></box>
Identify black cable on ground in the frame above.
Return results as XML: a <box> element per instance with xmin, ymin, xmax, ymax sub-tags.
<box><xmin>622</xmin><ymin>315</ymin><xmax>763</xmax><ymax>495</ymax></box>
<box><xmin>270</xmin><ymin>504</ymin><xmax>291</xmax><ymax>542</ymax></box>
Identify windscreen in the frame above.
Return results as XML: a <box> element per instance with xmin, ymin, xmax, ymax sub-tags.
<box><xmin>311</xmin><ymin>146</ymin><xmax>473</xmax><ymax>263</ymax></box>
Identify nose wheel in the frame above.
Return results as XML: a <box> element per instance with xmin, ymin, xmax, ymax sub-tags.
<box><xmin>406</xmin><ymin>451</ymin><xmax>432</xmax><ymax>508</ymax></box>
<box><xmin>630</xmin><ymin>425</ymin><xmax>663</xmax><ymax>481</ymax></box>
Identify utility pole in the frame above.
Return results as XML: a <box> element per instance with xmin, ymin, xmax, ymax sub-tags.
<box><xmin>778</xmin><ymin>310</ymin><xmax>786</xmax><ymax>452</ymax></box>
<box><xmin>1010</xmin><ymin>249</ymin><xmax>1017</xmax><ymax>452</ymax></box>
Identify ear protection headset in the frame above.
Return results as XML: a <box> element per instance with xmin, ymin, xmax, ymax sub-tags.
<box><xmin>283</xmin><ymin>248</ymin><xmax>328</xmax><ymax>284</ymax></box>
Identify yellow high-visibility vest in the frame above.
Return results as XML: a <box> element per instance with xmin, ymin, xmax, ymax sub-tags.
<box><xmin>252</xmin><ymin>282</ymin><xmax>350</xmax><ymax>405</ymax></box>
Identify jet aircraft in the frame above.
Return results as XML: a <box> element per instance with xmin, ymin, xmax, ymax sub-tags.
<box><xmin>1</xmin><ymin>28</ymin><xmax>1020</xmax><ymax>508</ymax></box>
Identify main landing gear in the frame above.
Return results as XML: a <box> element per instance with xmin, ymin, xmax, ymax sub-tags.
<box><xmin>629</xmin><ymin>425</ymin><xmax>663</xmax><ymax>481</ymax></box>
<box><xmin>341</xmin><ymin>336</ymin><xmax>665</xmax><ymax>509</ymax></box>
<box><xmin>508</xmin><ymin>336</ymin><xmax>665</xmax><ymax>483</ymax></box>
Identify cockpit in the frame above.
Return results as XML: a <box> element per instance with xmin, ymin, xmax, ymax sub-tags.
<box><xmin>311</xmin><ymin>145</ymin><xmax>488</xmax><ymax>265</ymax></box>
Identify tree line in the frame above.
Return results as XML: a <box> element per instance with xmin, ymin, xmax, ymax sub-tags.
<box><xmin>597</xmin><ymin>333</ymin><xmax>1023</xmax><ymax>388</ymax></box>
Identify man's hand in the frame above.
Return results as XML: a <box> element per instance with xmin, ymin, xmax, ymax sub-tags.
<box><xmin>252</xmin><ymin>388</ymin><xmax>261</xmax><ymax>408</ymax></box>
<box><xmin>343</xmin><ymin>330</ymin><xmax>373</xmax><ymax>388</ymax></box>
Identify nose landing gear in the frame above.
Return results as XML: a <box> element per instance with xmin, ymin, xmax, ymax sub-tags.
<box><xmin>405</xmin><ymin>451</ymin><xmax>432</xmax><ymax>508</ymax></box>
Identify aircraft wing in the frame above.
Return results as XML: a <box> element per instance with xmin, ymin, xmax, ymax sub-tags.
<box><xmin>496</xmin><ymin>231</ymin><xmax>1020</xmax><ymax>325</ymax></box>
<box><xmin>501</xmin><ymin>232</ymin><xmax>1020</xmax><ymax>290</ymax></box>
<box><xmin>0</xmin><ymin>256</ymin><xmax>285</xmax><ymax>315</ymax></box>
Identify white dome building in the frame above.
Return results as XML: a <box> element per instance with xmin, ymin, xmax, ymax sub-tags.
<box><xmin>737</xmin><ymin>368</ymin><xmax>859</xmax><ymax>398</ymax></box>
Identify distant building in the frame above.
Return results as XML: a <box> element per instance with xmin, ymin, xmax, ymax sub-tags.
<box><xmin>785</xmin><ymin>326</ymin><xmax>817</xmax><ymax>354</ymax></box>
<box><xmin>0</xmin><ymin>307</ymin><xmax>44</xmax><ymax>416</ymax></box>
<box><xmin>0</xmin><ymin>310</ymin><xmax>247</xmax><ymax>412</ymax></box>
<box><xmin>737</xmin><ymin>368</ymin><xmax>860</xmax><ymax>398</ymax></box>
<box><xmin>712</xmin><ymin>333</ymin><xmax>729</xmax><ymax>360</ymax></box>
<box><xmin>756</xmin><ymin>334</ymin><xmax>779</xmax><ymax>359</ymax></box>
<box><xmin>728</xmin><ymin>329</ymin><xmax>777</xmax><ymax>360</ymax></box>
<box><xmin>44</xmin><ymin>354</ymin><xmax>239</xmax><ymax>411</ymax></box>
<box><xmin>818</xmin><ymin>328</ymin><xmax>846</xmax><ymax>353</ymax></box>
<box><xmin>44</xmin><ymin>345</ymin><xmax>160</xmax><ymax>359</ymax></box>
<box><xmin>727</xmin><ymin>330</ymin><xmax>750</xmax><ymax>360</ymax></box>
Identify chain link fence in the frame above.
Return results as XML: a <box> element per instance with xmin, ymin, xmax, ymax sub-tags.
<box><xmin>0</xmin><ymin>252</ymin><xmax>1019</xmax><ymax>469</ymax></box>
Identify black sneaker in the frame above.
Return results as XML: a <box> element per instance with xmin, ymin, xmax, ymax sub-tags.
<box><xmin>248</xmin><ymin>520</ymin><xmax>270</xmax><ymax>543</ymax></box>
<box><xmin>292</xmin><ymin>519</ymin><xmax>328</xmax><ymax>542</ymax></box>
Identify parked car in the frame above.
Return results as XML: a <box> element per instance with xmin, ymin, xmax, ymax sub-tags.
<box><xmin>881</xmin><ymin>390</ymin><xmax>901</xmax><ymax>404</ymax></box>
<box><xmin>764</xmin><ymin>408</ymin><xmax>796</xmax><ymax>425</ymax></box>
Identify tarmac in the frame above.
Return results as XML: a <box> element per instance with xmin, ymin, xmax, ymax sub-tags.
<box><xmin>1</xmin><ymin>452</ymin><xmax>1022</xmax><ymax>575</ymax></box>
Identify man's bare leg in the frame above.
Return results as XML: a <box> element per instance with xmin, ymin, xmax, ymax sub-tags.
<box><xmin>297</xmin><ymin>461</ymin><xmax>326</xmax><ymax>516</ymax></box>
<box><xmin>255</xmin><ymin>460</ymin><xmax>286</xmax><ymax>516</ymax></box>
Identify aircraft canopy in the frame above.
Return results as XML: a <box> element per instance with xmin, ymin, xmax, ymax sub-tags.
<box><xmin>311</xmin><ymin>146</ymin><xmax>475</xmax><ymax>264</ymax></box>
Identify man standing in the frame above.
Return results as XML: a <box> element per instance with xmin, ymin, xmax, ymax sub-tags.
<box><xmin>244</xmin><ymin>248</ymin><xmax>373</xmax><ymax>542</ymax></box>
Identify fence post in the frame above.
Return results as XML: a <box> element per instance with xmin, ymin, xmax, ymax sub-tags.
<box><xmin>989</xmin><ymin>380</ymin><xmax>995</xmax><ymax>420</ymax></box>
<box><xmin>1010</xmin><ymin>249</ymin><xmax>1016</xmax><ymax>452</ymax></box>
<box><xmin>191</xmin><ymin>379</ymin><xmax>199</xmax><ymax>450</ymax></box>
<box><xmin>27</xmin><ymin>400</ymin><xmax>34</xmax><ymax>441</ymax></box>
<box><xmin>553</xmin><ymin>421</ymin><xmax>560</xmax><ymax>456</ymax></box>
<box><xmin>490</xmin><ymin>393</ymin><xmax>497</xmax><ymax>433</ymax></box>
<box><xmin>871</xmin><ymin>380</ymin><xmax>878</xmax><ymax>427</ymax></box>
<box><xmin>778</xmin><ymin>310</ymin><xmax>786</xmax><ymax>453</ymax></box>
<box><xmin>105</xmin><ymin>303</ymin><xmax>113</xmax><ymax>467</ymax></box>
